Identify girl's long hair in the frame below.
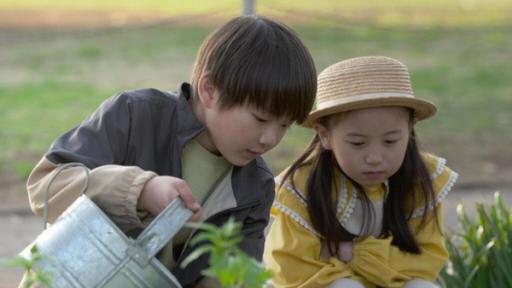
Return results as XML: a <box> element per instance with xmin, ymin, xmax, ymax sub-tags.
<box><xmin>280</xmin><ymin>116</ymin><xmax>438</xmax><ymax>255</ymax></box>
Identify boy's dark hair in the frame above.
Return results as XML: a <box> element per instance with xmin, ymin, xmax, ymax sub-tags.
<box><xmin>281</xmin><ymin>113</ymin><xmax>438</xmax><ymax>255</ymax></box>
<box><xmin>191</xmin><ymin>15</ymin><xmax>316</xmax><ymax>124</ymax></box>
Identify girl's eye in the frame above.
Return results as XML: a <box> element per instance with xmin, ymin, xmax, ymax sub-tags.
<box><xmin>348</xmin><ymin>142</ymin><xmax>364</xmax><ymax>146</ymax></box>
<box><xmin>384</xmin><ymin>140</ymin><xmax>398</xmax><ymax>144</ymax></box>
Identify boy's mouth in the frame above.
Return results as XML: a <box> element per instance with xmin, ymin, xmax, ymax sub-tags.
<box><xmin>246</xmin><ymin>149</ymin><xmax>263</xmax><ymax>157</ymax></box>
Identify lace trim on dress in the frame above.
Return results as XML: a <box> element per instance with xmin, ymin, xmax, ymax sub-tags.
<box><xmin>275</xmin><ymin>176</ymin><xmax>307</xmax><ymax>206</ymax></box>
<box><xmin>338</xmin><ymin>177</ymin><xmax>358</xmax><ymax>226</ymax></box>
<box><xmin>275</xmin><ymin>157</ymin><xmax>456</xmax><ymax>229</ymax></box>
<box><xmin>430</xmin><ymin>157</ymin><xmax>447</xmax><ymax>179</ymax></box>
<box><xmin>272</xmin><ymin>200</ymin><xmax>321</xmax><ymax>237</ymax></box>
<box><xmin>411</xmin><ymin>170</ymin><xmax>458</xmax><ymax>218</ymax></box>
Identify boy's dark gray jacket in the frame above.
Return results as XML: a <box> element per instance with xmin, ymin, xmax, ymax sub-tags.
<box><xmin>26</xmin><ymin>83</ymin><xmax>275</xmax><ymax>287</ymax></box>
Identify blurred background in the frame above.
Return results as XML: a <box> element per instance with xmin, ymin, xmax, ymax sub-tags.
<box><xmin>0</xmin><ymin>0</ymin><xmax>511</xmax><ymax>286</ymax></box>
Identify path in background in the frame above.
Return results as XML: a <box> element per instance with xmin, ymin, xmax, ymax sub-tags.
<box><xmin>0</xmin><ymin>213</ymin><xmax>37</xmax><ymax>288</ymax></box>
<box><xmin>0</xmin><ymin>186</ymin><xmax>510</xmax><ymax>287</ymax></box>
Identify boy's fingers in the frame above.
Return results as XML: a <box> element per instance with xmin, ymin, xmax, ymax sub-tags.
<box><xmin>188</xmin><ymin>210</ymin><xmax>203</xmax><ymax>222</ymax></box>
<box><xmin>175</xmin><ymin>183</ymin><xmax>201</xmax><ymax>212</ymax></box>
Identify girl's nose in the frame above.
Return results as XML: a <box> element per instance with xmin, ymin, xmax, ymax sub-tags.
<box><xmin>365</xmin><ymin>151</ymin><xmax>383</xmax><ymax>165</ymax></box>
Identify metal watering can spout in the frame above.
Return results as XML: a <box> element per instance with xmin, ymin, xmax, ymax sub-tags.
<box><xmin>20</xmin><ymin>163</ymin><xmax>192</xmax><ymax>288</ymax></box>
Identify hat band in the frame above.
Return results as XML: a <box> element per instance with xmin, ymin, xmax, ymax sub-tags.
<box><xmin>316</xmin><ymin>92</ymin><xmax>414</xmax><ymax>110</ymax></box>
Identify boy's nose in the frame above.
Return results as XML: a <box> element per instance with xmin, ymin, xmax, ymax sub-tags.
<box><xmin>259</xmin><ymin>127</ymin><xmax>282</xmax><ymax>149</ymax></box>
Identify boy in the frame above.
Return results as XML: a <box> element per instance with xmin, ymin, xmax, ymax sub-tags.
<box><xmin>26</xmin><ymin>15</ymin><xmax>316</xmax><ymax>286</ymax></box>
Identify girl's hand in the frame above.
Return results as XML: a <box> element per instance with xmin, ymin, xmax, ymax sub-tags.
<box><xmin>138</xmin><ymin>176</ymin><xmax>202</xmax><ymax>221</ymax></box>
<box><xmin>337</xmin><ymin>241</ymin><xmax>353</xmax><ymax>263</ymax></box>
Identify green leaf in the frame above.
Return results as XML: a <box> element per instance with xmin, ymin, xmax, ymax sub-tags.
<box><xmin>441</xmin><ymin>190</ymin><xmax>512</xmax><ymax>287</ymax></box>
<box><xmin>189</xmin><ymin>232</ymin><xmax>217</xmax><ymax>246</ymax></box>
<box><xmin>34</xmin><ymin>270</ymin><xmax>52</xmax><ymax>287</ymax></box>
<box><xmin>7</xmin><ymin>256</ymin><xmax>33</xmax><ymax>270</ymax></box>
<box><xmin>180</xmin><ymin>246</ymin><xmax>213</xmax><ymax>268</ymax></box>
<box><xmin>185</xmin><ymin>221</ymin><xmax>219</xmax><ymax>233</ymax></box>
<box><xmin>181</xmin><ymin>216</ymin><xmax>272</xmax><ymax>287</ymax></box>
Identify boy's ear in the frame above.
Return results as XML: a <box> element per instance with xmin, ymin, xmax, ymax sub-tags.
<box><xmin>315</xmin><ymin>124</ymin><xmax>332</xmax><ymax>150</ymax></box>
<box><xmin>197</xmin><ymin>74</ymin><xmax>218</xmax><ymax>108</ymax></box>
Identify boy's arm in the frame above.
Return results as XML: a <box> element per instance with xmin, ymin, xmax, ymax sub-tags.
<box><xmin>237</xmin><ymin>175</ymin><xmax>274</xmax><ymax>261</ymax></box>
<box><xmin>27</xmin><ymin>157</ymin><xmax>156</xmax><ymax>231</ymax></box>
<box><xmin>26</xmin><ymin>92</ymin><xmax>154</xmax><ymax>231</ymax></box>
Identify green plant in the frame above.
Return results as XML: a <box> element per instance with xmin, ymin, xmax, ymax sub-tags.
<box><xmin>439</xmin><ymin>192</ymin><xmax>512</xmax><ymax>287</ymax></box>
<box><xmin>181</xmin><ymin>217</ymin><xmax>272</xmax><ymax>288</ymax></box>
<box><xmin>8</xmin><ymin>245</ymin><xmax>51</xmax><ymax>288</ymax></box>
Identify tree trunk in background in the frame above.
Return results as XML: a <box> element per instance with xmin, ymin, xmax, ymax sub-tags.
<box><xmin>243</xmin><ymin>0</ymin><xmax>255</xmax><ymax>15</ymax></box>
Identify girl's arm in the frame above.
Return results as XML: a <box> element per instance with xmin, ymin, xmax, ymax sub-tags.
<box><xmin>346</xmin><ymin>154</ymin><xmax>456</xmax><ymax>287</ymax></box>
<box><xmin>347</xmin><ymin>206</ymin><xmax>448</xmax><ymax>287</ymax></box>
<box><xmin>264</xmin><ymin>206</ymin><xmax>364</xmax><ymax>288</ymax></box>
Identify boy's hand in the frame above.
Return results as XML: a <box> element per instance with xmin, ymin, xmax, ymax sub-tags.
<box><xmin>337</xmin><ymin>241</ymin><xmax>353</xmax><ymax>263</ymax></box>
<box><xmin>139</xmin><ymin>176</ymin><xmax>202</xmax><ymax>221</ymax></box>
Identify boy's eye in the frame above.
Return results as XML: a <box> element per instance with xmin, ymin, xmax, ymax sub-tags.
<box><xmin>281</xmin><ymin>122</ymin><xmax>292</xmax><ymax>129</ymax></box>
<box><xmin>256</xmin><ymin>116</ymin><xmax>267</xmax><ymax>122</ymax></box>
<box><xmin>348</xmin><ymin>142</ymin><xmax>364</xmax><ymax>146</ymax></box>
<box><xmin>384</xmin><ymin>140</ymin><xmax>398</xmax><ymax>144</ymax></box>
<box><xmin>253</xmin><ymin>114</ymin><xmax>267</xmax><ymax>123</ymax></box>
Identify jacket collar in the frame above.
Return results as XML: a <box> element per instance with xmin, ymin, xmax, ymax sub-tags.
<box><xmin>175</xmin><ymin>83</ymin><xmax>206</xmax><ymax>150</ymax></box>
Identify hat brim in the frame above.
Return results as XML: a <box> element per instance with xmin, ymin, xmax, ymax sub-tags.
<box><xmin>302</xmin><ymin>96</ymin><xmax>437</xmax><ymax>128</ymax></box>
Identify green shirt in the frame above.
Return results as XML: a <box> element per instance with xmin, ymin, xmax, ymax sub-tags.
<box><xmin>181</xmin><ymin>139</ymin><xmax>231</xmax><ymax>204</ymax></box>
<box><xmin>160</xmin><ymin>139</ymin><xmax>231</xmax><ymax>268</ymax></box>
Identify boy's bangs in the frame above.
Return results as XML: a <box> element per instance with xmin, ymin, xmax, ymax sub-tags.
<box><xmin>219</xmin><ymin>53</ymin><xmax>316</xmax><ymax>123</ymax></box>
<box><xmin>205</xmin><ymin>16</ymin><xmax>316</xmax><ymax>124</ymax></box>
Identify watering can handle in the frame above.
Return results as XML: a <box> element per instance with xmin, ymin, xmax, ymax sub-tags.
<box><xmin>135</xmin><ymin>197</ymin><xmax>193</xmax><ymax>259</ymax></box>
<box><xmin>43</xmin><ymin>162</ymin><xmax>90</xmax><ymax>230</ymax></box>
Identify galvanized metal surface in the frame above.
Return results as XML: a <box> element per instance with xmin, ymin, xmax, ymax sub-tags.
<box><xmin>20</xmin><ymin>195</ymin><xmax>192</xmax><ymax>287</ymax></box>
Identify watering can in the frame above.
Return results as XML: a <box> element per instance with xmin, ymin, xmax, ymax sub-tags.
<box><xmin>19</xmin><ymin>163</ymin><xmax>192</xmax><ymax>287</ymax></box>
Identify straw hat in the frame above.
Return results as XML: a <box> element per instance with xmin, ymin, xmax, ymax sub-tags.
<box><xmin>302</xmin><ymin>56</ymin><xmax>437</xmax><ymax>127</ymax></box>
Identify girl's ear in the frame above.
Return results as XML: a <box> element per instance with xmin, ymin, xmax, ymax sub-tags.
<box><xmin>408</xmin><ymin>110</ymin><xmax>417</xmax><ymax>130</ymax></box>
<box><xmin>314</xmin><ymin>124</ymin><xmax>332</xmax><ymax>150</ymax></box>
<box><xmin>197</xmin><ymin>73</ymin><xmax>218</xmax><ymax>109</ymax></box>
<box><xmin>409</xmin><ymin>118</ymin><xmax>417</xmax><ymax>134</ymax></box>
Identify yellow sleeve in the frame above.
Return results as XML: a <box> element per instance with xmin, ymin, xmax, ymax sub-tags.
<box><xmin>264</xmin><ymin>210</ymin><xmax>357</xmax><ymax>288</ymax></box>
<box><xmin>389</xmin><ymin>205</ymin><xmax>449</xmax><ymax>280</ymax></box>
<box><xmin>349</xmin><ymin>206</ymin><xmax>448</xmax><ymax>287</ymax></box>
<box><xmin>348</xmin><ymin>154</ymin><xmax>457</xmax><ymax>287</ymax></box>
<box><xmin>264</xmin><ymin>174</ymin><xmax>370</xmax><ymax>288</ymax></box>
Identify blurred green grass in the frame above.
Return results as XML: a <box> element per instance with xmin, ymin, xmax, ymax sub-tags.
<box><xmin>0</xmin><ymin>1</ymin><xmax>511</xmax><ymax>183</ymax></box>
<box><xmin>0</xmin><ymin>0</ymin><xmax>240</xmax><ymax>15</ymax></box>
<box><xmin>1</xmin><ymin>0</ymin><xmax>511</xmax><ymax>27</ymax></box>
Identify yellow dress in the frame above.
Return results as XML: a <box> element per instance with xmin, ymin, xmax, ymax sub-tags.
<box><xmin>263</xmin><ymin>153</ymin><xmax>458</xmax><ymax>288</ymax></box>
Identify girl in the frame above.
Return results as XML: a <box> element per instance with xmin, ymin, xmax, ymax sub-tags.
<box><xmin>264</xmin><ymin>56</ymin><xmax>458</xmax><ymax>288</ymax></box>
